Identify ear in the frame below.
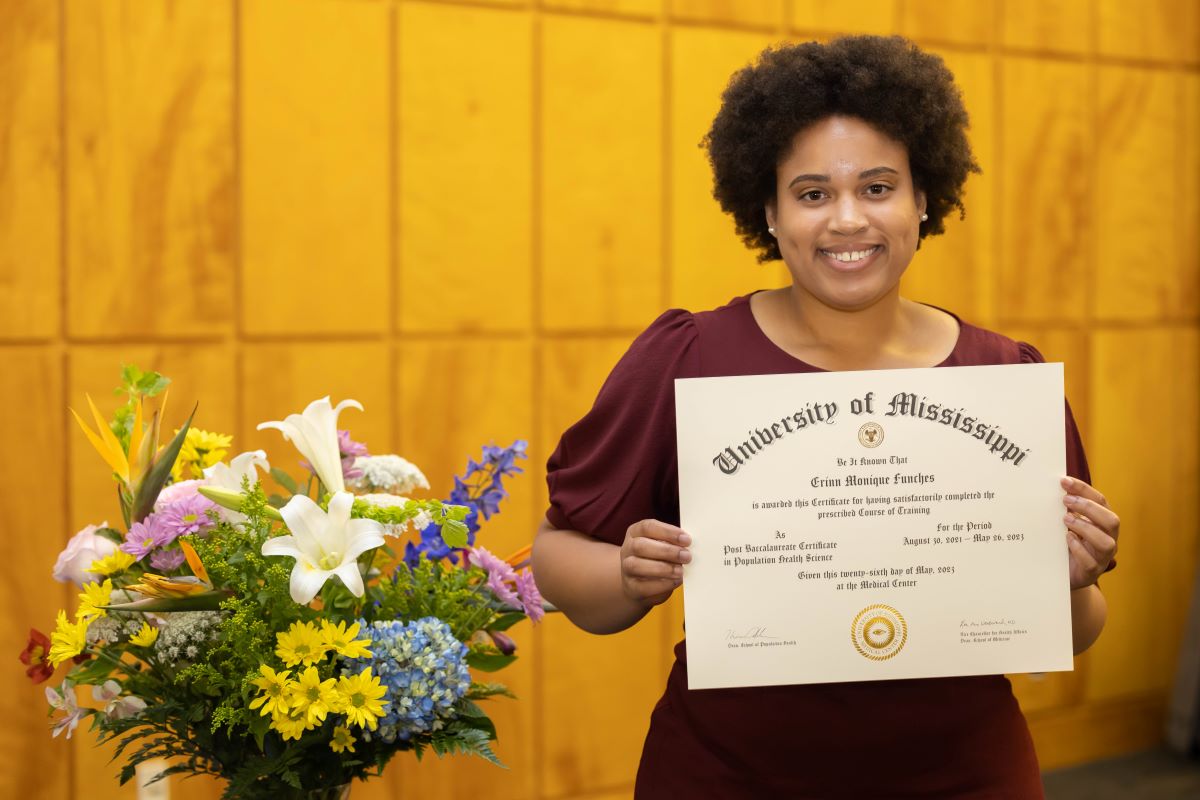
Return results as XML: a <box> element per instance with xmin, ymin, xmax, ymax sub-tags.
<box><xmin>914</xmin><ymin>189</ymin><xmax>927</xmax><ymax>219</ymax></box>
<box><xmin>765</xmin><ymin>199</ymin><xmax>777</xmax><ymax>232</ymax></box>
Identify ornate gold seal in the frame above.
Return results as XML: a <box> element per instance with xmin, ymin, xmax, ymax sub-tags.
<box><xmin>857</xmin><ymin>421</ymin><xmax>884</xmax><ymax>448</ymax></box>
<box><xmin>851</xmin><ymin>604</ymin><xmax>907</xmax><ymax>661</ymax></box>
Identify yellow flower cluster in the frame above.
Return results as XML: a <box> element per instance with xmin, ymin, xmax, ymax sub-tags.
<box><xmin>249</xmin><ymin>664</ymin><xmax>387</xmax><ymax>749</ymax></box>
<box><xmin>275</xmin><ymin>620</ymin><xmax>373</xmax><ymax>667</ymax></box>
<box><xmin>170</xmin><ymin>427</ymin><xmax>233</xmax><ymax>482</ymax></box>
<box><xmin>248</xmin><ymin>620</ymin><xmax>385</xmax><ymax>751</ymax></box>
<box><xmin>48</xmin><ymin>579</ymin><xmax>116</xmax><ymax>667</ymax></box>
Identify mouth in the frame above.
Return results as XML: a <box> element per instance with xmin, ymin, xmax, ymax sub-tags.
<box><xmin>818</xmin><ymin>245</ymin><xmax>882</xmax><ymax>270</ymax></box>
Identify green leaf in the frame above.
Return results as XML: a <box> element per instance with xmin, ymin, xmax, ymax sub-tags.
<box><xmin>465</xmin><ymin>652</ymin><xmax>517</xmax><ymax>672</ymax></box>
<box><xmin>441</xmin><ymin>518</ymin><xmax>469</xmax><ymax>549</ymax></box>
<box><xmin>130</xmin><ymin>403</ymin><xmax>198</xmax><ymax>524</ymax></box>
<box><xmin>105</xmin><ymin>591</ymin><xmax>231</xmax><ymax>613</ymax></box>
<box><xmin>486</xmin><ymin>612</ymin><xmax>526</xmax><ymax>632</ymax></box>
<box><xmin>269</xmin><ymin>467</ymin><xmax>298</xmax><ymax>495</ymax></box>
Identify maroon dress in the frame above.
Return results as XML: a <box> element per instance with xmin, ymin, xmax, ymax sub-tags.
<box><xmin>545</xmin><ymin>294</ymin><xmax>1092</xmax><ymax>799</ymax></box>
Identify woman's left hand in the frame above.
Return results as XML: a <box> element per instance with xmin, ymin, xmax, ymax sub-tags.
<box><xmin>1062</xmin><ymin>476</ymin><xmax>1120</xmax><ymax>590</ymax></box>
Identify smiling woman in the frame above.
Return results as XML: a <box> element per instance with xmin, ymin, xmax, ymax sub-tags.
<box><xmin>531</xmin><ymin>34</ymin><xmax>1121</xmax><ymax>800</ymax></box>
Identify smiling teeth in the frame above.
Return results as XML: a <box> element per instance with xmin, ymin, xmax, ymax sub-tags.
<box><xmin>823</xmin><ymin>246</ymin><xmax>879</xmax><ymax>262</ymax></box>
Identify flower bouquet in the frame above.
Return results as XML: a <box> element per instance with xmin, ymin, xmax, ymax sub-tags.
<box><xmin>22</xmin><ymin>366</ymin><xmax>542</xmax><ymax>798</ymax></box>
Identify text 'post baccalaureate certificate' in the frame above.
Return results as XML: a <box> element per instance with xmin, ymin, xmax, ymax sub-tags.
<box><xmin>675</xmin><ymin>364</ymin><xmax>1072</xmax><ymax>690</ymax></box>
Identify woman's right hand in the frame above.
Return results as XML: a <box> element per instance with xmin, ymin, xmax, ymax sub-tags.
<box><xmin>620</xmin><ymin>519</ymin><xmax>692</xmax><ymax>607</ymax></box>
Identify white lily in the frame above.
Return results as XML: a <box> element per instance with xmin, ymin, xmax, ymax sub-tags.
<box><xmin>257</xmin><ymin>397</ymin><xmax>362</xmax><ymax>494</ymax></box>
<box><xmin>203</xmin><ymin>450</ymin><xmax>270</xmax><ymax>523</ymax></box>
<box><xmin>263</xmin><ymin>491</ymin><xmax>384</xmax><ymax>605</ymax></box>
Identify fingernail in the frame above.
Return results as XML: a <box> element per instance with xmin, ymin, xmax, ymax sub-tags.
<box><xmin>678</xmin><ymin>533</ymin><xmax>692</xmax><ymax>546</ymax></box>
<box><xmin>679</xmin><ymin>549</ymin><xmax>692</xmax><ymax>564</ymax></box>
<box><xmin>1063</xmin><ymin>514</ymin><xmax>1074</xmax><ymax>525</ymax></box>
<box><xmin>1064</xmin><ymin>495</ymin><xmax>1077</xmax><ymax>505</ymax></box>
<box><xmin>673</xmin><ymin>564</ymin><xmax>683</xmax><ymax>577</ymax></box>
<box><xmin>1060</xmin><ymin>477</ymin><xmax>1073</xmax><ymax>489</ymax></box>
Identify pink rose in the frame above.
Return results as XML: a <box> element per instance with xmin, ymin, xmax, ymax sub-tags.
<box><xmin>53</xmin><ymin>523</ymin><xmax>116</xmax><ymax>586</ymax></box>
<box><xmin>154</xmin><ymin>479</ymin><xmax>203</xmax><ymax>510</ymax></box>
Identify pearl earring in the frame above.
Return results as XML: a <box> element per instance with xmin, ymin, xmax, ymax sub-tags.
<box><xmin>920</xmin><ymin>213</ymin><xmax>928</xmax><ymax>222</ymax></box>
<box><xmin>768</xmin><ymin>227</ymin><xmax>776</xmax><ymax>235</ymax></box>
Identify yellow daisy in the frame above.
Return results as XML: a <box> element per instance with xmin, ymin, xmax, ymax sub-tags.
<box><xmin>48</xmin><ymin>610</ymin><xmax>89</xmax><ymax>667</ymax></box>
<box><xmin>330</xmin><ymin>725</ymin><xmax>356</xmax><ymax>754</ymax></box>
<box><xmin>89</xmin><ymin>551</ymin><xmax>137</xmax><ymax>577</ymax></box>
<box><xmin>289</xmin><ymin>666</ymin><xmax>339</xmax><ymax>725</ymax></box>
<box><xmin>320</xmin><ymin>620</ymin><xmax>373</xmax><ymax>660</ymax></box>
<box><xmin>248</xmin><ymin>665</ymin><xmax>293</xmax><ymax>718</ymax></box>
<box><xmin>76</xmin><ymin>579</ymin><xmax>113</xmax><ymax>621</ymax></box>
<box><xmin>275</xmin><ymin>621</ymin><xmax>327</xmax><ymax>667</ymax></box>
<box><xmin>270</xmin><ymin>703</ymin><xmax>315</xmax><ymax>742</ymax></box>
<box><xmin>171</xmin><ymin>427</ymin><xmax>233</xmax><ymax>481</ymax></box>
<box><xmin>129</xmin><ymin>622</ymin><xmax>159</xmax><ymax>648</ymax></box>
<box><xmin>335</xmin><ymin>667</ymin><xmax>389</xmax><ymax>731</ymax></box>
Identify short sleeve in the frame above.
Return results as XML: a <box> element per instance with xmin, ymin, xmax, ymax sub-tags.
<box><xmin>545</xmin><ymin>309</ymin><xmax>700</xmax><ymax>546</ymax></box>
<box><xmin>1019</xmin><ymin>342</ymin><xmax>1090</xmax><ymax>485</ymax></box>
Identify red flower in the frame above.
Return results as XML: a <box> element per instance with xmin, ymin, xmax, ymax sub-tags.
<box><xmin>19</xmin><ymin>628</ymin><xmax>54</xmax><ymax>684</ymax></box>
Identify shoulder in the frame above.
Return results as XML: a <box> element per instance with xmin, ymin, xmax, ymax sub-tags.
<box><xmin>948</xmin><ymin>314</ymin><xmax>1041</xmax><ymax>366</ymax></box>
<box><xmin>624</xmin><ymin>294</ymin><xmax>755</xmax><ymax>375</ymax></box>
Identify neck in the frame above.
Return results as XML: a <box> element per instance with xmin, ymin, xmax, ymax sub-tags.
<box><xmin>781</xmin><ymin>284</ymin><xmax>913</xmax><ymax>361</ymax></box>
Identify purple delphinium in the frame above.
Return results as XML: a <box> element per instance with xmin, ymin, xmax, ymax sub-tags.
<box><xmin>515</xmin><ymin>569</ymin><xmax>544</xmax><ymax>623</ymax></box>
<box><xmin>468</xmin><ymin>547</ymin><xmax>520</xmax><ymax>608</ymax></box>
<box><xmin>404</xmin><ymin>440</ymin><xmax>527</xmax><ymax>567</ymax></box>
<box><xmin>149</xmin><ymin>547</ymin><xmax>187</xmax><ymax>572</ymax></box>
<box><xmin>120</xmin><ymin>514</ymin><xmax>171</xmax><ymax>559</ymax></box>
<box><xmin>157</xmin><ymin>495</ymin><xmax>218</xmax><ymax>544</ymax></box>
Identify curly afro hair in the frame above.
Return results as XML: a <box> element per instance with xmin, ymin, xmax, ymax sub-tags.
<box><xmin>704</xmin><ymin>35</ymin><xmax>980</xmax><ymax>262</ymax></box>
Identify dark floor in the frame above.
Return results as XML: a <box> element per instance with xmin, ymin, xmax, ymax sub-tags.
<box><xmin>1043</xmin><ymin>748</ymin><xmax>1200</xmax><ymax>799</ymax></box>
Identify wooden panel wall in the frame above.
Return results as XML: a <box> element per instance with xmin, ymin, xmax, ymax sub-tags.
<box><xmin>1</xmin><ymin>1</ymin><xmax>1196</xmax><ymax>798</ymax></box>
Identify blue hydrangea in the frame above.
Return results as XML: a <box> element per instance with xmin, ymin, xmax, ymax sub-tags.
<box><xmin>346</xmin><ymin>617</ymin><xmax>472</xmax><ymax>743</ymax></box>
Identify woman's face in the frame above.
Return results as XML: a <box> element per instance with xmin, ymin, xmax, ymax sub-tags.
<box><xmin>766</xmin><ymin>115</ymin><xmax>926</xmax><ymax>312</ymax></box>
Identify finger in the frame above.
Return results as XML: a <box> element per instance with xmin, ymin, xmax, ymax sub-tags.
<box><xmin>1064</xmin><ymin>514</ymin><xmax>1118</xmax><ymax>561</ymax></box>
<box><xmin>1062</xmin><ymin>494</ymin><xmax>1120</xmax><ymax>538</ymax></box>
<box><xmin>1060</xmin><ymin>477</ymin><xmax>1110</xmax><ymax>508</ymax></box>
<box><xmin>623</xmin><ymin>555</ymin><xmax>683</xmax><ymax>581</ymax></box>
<box><xmin>630</xmin><ymin>519</ymin><xmax>692</xmax><ymax>546</ymax></box>
<box><xmin>629</xmin><ymin>535</ymin><xmax>692</xmax><ymax>565</ymax></box>
<box><xmin>1066</xmin><ymin>532</ymin><xmax>1099</xmax><ymax>575</ymax></box>
<box><xmin>626</xmin><ymin>577</ymin><xmax>680</xmax><ymax>603</ymax></box>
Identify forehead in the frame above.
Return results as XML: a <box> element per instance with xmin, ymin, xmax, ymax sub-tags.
<box><xmin>779</xmin><ymin>115</ymin><xmax>911</xmax><ymax>177</ymax></box>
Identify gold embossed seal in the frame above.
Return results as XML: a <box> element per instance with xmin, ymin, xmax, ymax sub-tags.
<box><xmin>851</xmin><ymin>604</ymin><xmax>907</xmax><ymax>661</ymax></box>
<box><xmin>857</xmin><ymin>422</ymin><xmax>883</xmax><ymax>448</ymax></box>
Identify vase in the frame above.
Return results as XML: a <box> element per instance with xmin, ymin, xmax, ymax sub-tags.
<box><xmin>306</xmin><ymin>785</ymin><xmax>351</xmax><ymax>800</ymax></box>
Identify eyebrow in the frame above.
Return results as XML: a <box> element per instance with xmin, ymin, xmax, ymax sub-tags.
<box><xmin>787</xmin><ymin>166</ymin><xmax>900</xmax><ymax>188</ymax></box>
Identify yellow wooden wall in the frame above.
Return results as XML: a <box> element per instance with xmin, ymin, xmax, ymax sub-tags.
<box><xmin>1</xmin><ymin>1</ymin><xmax>1197</xmax><ymax>798</ymax></box>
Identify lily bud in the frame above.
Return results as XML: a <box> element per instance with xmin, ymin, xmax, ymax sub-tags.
<box><xmin>197</xmin><ymin>487</ymin><xmax>284</xmax><ymax>521</ymax></box>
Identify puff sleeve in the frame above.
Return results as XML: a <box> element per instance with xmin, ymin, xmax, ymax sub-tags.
<box><xmin>545</xmin><ymin>309</ymin><xmax>701</xmax><ymax>546</ymax></box>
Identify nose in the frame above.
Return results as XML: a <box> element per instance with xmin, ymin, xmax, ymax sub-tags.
<box><xmin>829</xmin><ymin>196</ymin><xmax>868</xmax><ymax>235</ymax></box>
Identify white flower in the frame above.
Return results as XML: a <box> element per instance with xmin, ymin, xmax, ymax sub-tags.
<box><xmin>257</xmin><ymin>397</ymin><xmax>361</xmax><ymax>494</ymax></box>
<box><xmin>350</xmin><ymin>454</ymin><xmax>430</xmax><ymax>495</ymax></box>
<box><xmin>53</xmin><ymin>523</ymin><xmax>115</xmax><ymax>586</ymax></box>
<box><xmin>203</xmin><ymin>450</ymin><xmax>270</xmax><ymax>522</ymax></box>
<box><xmin>203</xmin><ymin>449</ymin><xmax>270</xmax><ymax>491</ymax></box>
<box><xmin>46</xmin><ymin>681</ymin><xmax>84</xmax><ymax>738</ymax></box>
<box><xmin>263</xmin><ymin>492</ymin><xmax>385</xmax><ymax>605</ymax></box>
<box><xmin>358</xmin><ymin>492</ymin><xmax>409</xmax><ymax>508</ymax></box>
<box><xmin>91</xmin><ymin>680</ymin><xmax>147</xmax><ymax>721</ymax></box>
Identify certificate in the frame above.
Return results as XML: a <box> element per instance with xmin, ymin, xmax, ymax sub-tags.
<box><xmin>675</xmin><ymin>364</ymin><xmax>1072</xmax><ymax>690</ymax></box>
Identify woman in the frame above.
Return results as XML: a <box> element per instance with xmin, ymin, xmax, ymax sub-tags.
<box><xmin>531</xmin><ymin>36</ymin><xmax>1120</xmax><ymax>798</ymax></box>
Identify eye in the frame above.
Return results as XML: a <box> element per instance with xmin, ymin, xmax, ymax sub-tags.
<box><xmin>797</xmin><ymin>189</ymin><xmax>826</xmax><ymax>202</ymax></box>
<box><xmin>865</xmin><ymin>183</ymin><xmax>893</xmax><ymax>196</ymax></box>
